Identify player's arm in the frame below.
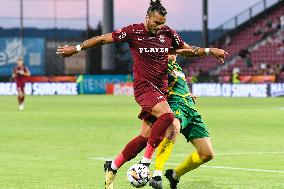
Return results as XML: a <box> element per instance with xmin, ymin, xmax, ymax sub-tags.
<box><xmin>56</xmin><ymin>33</ymin><xmax>114</xmax><ymax>57</ymax></box>
<box><xmin>171</xmin><ymin>43</ymin><xmax>228</xmax><ymax>64</ymax></box>
<box><xmin>12</xmin><ymin>68</ymin><xmax>16</xmax><ymax>79</ymax></box>
<box><xmin>24</xmin><ymin>67</ymin><xmax>31</xmax><ymax>77</ymax></box>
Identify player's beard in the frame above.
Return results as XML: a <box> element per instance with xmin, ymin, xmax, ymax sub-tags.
<box><xmin>150</xmin><ymin>28</ymin><xmax>160</xmax><ymax>35</ymax></box>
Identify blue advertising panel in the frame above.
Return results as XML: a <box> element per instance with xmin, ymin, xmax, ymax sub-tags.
<box><xmin>0</xmin><ymin>37</ymin><xmax>45</xmax><ymax>76</ymax></box>
<box><xmin>78</xmin><ymin>75</ymin><xmax>132</xmax><ymax>94</ymax></box>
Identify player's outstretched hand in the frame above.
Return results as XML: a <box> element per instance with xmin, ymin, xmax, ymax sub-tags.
<box><xmin>56</xmin><ymin>45</ymin><xmax>78</xmax><ymax>57</ymax></box>
<box><xmin>210</xmin><ymin>48</ymin><xmax>228</xmax><ymax>64</ymax></box>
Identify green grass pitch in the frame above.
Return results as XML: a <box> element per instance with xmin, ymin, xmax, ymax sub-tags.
<box><xmin>0</xmin><ymin>95</ymin><xmax>284</xmax><ymax>189</ymax></box>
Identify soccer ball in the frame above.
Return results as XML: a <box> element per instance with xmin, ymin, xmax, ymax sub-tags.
<box><xmin>127</xmin><ymin>164</ymin><xmax>150</xmax><ymax>188</ymax></box>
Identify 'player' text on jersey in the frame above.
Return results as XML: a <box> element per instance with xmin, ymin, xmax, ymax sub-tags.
<box><xmin>138</xmin><ymin>47</ymin><xmax>169</xmax><ymax>54</ymax></box>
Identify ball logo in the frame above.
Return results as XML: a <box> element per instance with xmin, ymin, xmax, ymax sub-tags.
<box><xmin>129</xmin><ymin>170</ymin><xmax>139</xmax><ymax>180</ymax></box>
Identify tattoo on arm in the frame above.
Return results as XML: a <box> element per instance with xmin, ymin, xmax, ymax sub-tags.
<box><xmin>80</xmin><ymin>37</ymin><xmax>101</xmax><ymax>50</ymax></box>
<box><xmin>191</xmin><ymin>46</ymin><xmax>200</xmax><ymax>55</ymax></box>
<box><xmin>81</xmin><ymin>42</ymin><xmax>86</xmax><ymax>49</ymax></box>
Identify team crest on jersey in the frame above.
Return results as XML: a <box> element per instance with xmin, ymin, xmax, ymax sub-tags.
<box><xmin>118</xmin><ymin>32</ymin><xmax>127</xmax><ymax>40</ymax></box>
<box><xmin>159</xmin><ymin>35</ymin><xmax>165</xmax><ymax>43</ymax></box>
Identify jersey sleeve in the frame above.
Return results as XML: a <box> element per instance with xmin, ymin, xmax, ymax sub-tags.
<box><xmin>112</xmin><ymin>25</ymin><xmax>132</xmax><ymax>43</ymax></box>
<box><xmin>170</xmin><ymin>29</ymin><xmax>184</xmax><ymax>49</ymax></box>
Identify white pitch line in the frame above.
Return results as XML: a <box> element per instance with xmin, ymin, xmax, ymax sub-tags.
<box><xmin>216</xmin><ymin>151</ymin><xmax>284</xmax><ymax>155</ymax></box>
<box><xmin>164</xmin><ymin>151</ymin><xmax>284</xmax><ymax>157</ymax></box>
<box><xmin>165</xmin><ymin>162</ymin><xmax>284</xmax><ymax>174</ymax></box>
<box><xmin>89</xmin><ymin>157</ymin><xmax>114</xmax><ymax>161</ymax></box>
<box><xmin>88</xmin><ymin>151</ymin><xmax>284</xmax><ymax>159</ymax></box>
<box><xmin>201</xmin><ymin>165</ymin><xmax>284</xmax><ymax>174</ymax></box>
<box><xmin>89</xmin><ymin>156</ymin><xmax>284</xmax><ymax>174</ymax></box>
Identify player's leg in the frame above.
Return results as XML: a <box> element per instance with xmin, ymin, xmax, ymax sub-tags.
<box><xmin>141</xmin><ymin>100</ymin><xmax>175</xmax><ymax>165</ymax></box>
<box><xmin>104</xmin><ymin>120</ymin><xmax>152</xmax><ymax>189</ymax></box>
<box><xmin>152</xmin><ymin>100</ymin><xmax>187</xmax><ymax>179</ymax></box>
<box><xmin>111</xmin><ymin>120</ymin><xmax>152</xmax><ymax>170</ymax></box>
<box><xmin>149</xmin><ymin>118</ymin><xmax>180</xmax><ymax>189</ymax></box>
<box><xmin>154</xmin><ymin>118</ymin><xmax>180</xmax><ymax>174</ymax></box>
<box><xmin>165</xmin><ymin>109</ymin><xmax>213</xmax><ymax>189</ymax></box>
<box><xmin>21</xmin><ymin>87</ymin><xmax>25</xmax><ymax>105</ymax></box>
<box><xmin>192</xmin><ymin>137</ymin><xmax>214</xmax><ymax>162</ymax></box>
<box><xmin>17</xmin><ymin>88</ymin><xmax>21</xmax><ymax>105</ymax></box>
<box><xmin>172</xmin><ymin>137</ymin><xmax>214</xmax><ymax>179</ymax></box>
<box><xmin>164</xmin><ymin>139</ymin><xmax>213</xmax><ymax>189</ymax></box>
<box><xmin>17</xmin><ymin>87</ymin><xmax>25</xmax><ymax>110</ymax></box>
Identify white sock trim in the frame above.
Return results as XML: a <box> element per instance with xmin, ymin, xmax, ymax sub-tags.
<box><xmin>141</xmin><ymin>157</ymin><xmax>151</xmax><ymax>164</ymax></box>
<box><xmin>172</xmin><ymin>170</ymin><xmax>178</xmax><ymax>180</ymax></box>
<box><xmin>153</xmin><ymin>170</ymin><xmax>162</xmax><ymax>177</ymax></box>
<box><xmin>111</xmin><ymin>161</ymin><xmax>118</xmax><ymax>170</ymax></box>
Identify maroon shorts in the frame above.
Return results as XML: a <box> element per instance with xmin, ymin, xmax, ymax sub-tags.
<box><xmin>134</xmin><ymin>81</ymin><xmax>167</xmax><ymax>123</ymax></box>
<box><xmin>16</xmin><ymin>82</ymin><xmax>25</xmax><ymax>91</ymax></box>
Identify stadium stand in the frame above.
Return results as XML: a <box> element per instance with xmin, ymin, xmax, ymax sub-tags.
<box><xmin>183</xmin><ymin>0</ymin><xmax>284</xmax><ymax>83</ymax></box>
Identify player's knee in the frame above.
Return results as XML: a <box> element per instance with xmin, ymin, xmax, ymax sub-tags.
<box><xmin>165</xmin><ymin>125</ymin><xmax>179</xmax><ymax>141</ymax></box>
<box><xmin>148</xmin><ymin>113</ymin><xmax>175</xmax><ymax>148</ymax></box>
<box><xmin>199</xmin><ymin>151</ymin><xmax>214</xmax><ymax>162</ymax></box>
<box><xmin>140</xmin><ymin>128</ymin><xmax>151</xmax><ymax>138</ymax></box>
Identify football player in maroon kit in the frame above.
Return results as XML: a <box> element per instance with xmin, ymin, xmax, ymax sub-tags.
<box><xmin>12</xmin><ymin>57</ymin><xmax>31</xmax><ymax>110</ymax></box>
<box><xmin>56</xmin><ymin>1</ymin><xmax>227</xmax><ymax>188</ymax></box>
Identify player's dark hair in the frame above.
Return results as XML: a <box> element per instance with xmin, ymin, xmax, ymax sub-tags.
<box><xmin>147</xmin><ymin>0</ymin><xmax>167</xmax><ymax>16</ymax></box>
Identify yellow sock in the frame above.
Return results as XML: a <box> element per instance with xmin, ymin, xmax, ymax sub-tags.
<box><xmin>155</xmin><ymin>138</ymin><xmax>174</xmax><ymax>171</ymax></box>
<box><xmin>174</xmin><ymin>151</ymin><xmax>203</xmax><ymax>179</ymax></box>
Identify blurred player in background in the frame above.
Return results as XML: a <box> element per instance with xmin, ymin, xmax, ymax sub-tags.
<box><xmin>149</xmin><ymin>54</ymin><xmax>213</xmax><ymax>189</ymax></box>
<box><xmin>56</xmin><ymin>0</ymin><xmax>227</xmax><ymax>188</ymax></box>
<box><xmin>12</xmin><ymin>57</ymin><xmax>30</xmax><ymax>110</ymax></box>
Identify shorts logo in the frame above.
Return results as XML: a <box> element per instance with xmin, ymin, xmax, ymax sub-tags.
<box><xmin>175</xmin><ymin>109</ymin><xmax>181</xmax><ymax>115</ymax></box>
<box><xmin>157</xmin><ymin>96</ymin><xmax>164</xmax><ymax>99</ymax></box>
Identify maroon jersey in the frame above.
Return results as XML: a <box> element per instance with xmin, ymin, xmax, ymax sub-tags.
<box><xmin>13</xmin><ymin>65</ymin><xmax>28</xmax><ymax>87</ymax></box>
<box><xmin>112</xmin><ymin>23</ymin><xmax>184</xmax><ymax>93</ymax></box>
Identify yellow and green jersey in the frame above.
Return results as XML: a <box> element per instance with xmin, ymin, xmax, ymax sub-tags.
<box><xmin>167</xmin><ymin>60</ymin><xmax>208</xmax><ymax>138</ymax></box>
<box><xmin>167</xmin><ymin>60</ymin><xmax>195</xmax><ymax>109</ymax></box>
